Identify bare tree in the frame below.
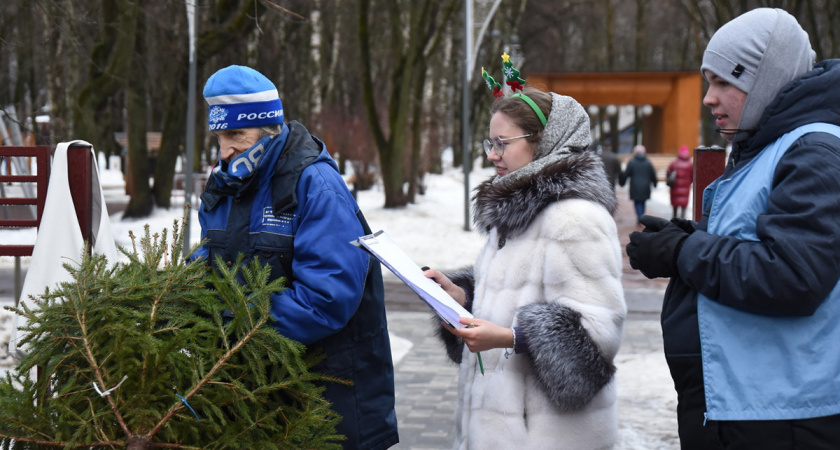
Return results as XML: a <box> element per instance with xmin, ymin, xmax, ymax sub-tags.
<box><xmin>151</xmin><ymin>0</ymin><xmax>271</xmax><ymax>209</ymax></box>
<box><xmin>4</xmin><ymin>0</ymin><xmax>838</xmax><ymax>217</ymax></box>
<box><xmin>119</xmin><ymin>0</ymin><xmax>152</xmax><ymax>218</ymax></box>
<box><xmin>357</xmin><ymin>0</ymin><xmax>459</xmax><ymax>208</ymax></box>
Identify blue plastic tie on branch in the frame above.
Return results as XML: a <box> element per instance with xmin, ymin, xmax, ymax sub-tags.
<box><xmin>175</xmin><ymin>393</ymin><xmax>201</xmax><ymax>422</ymax></box>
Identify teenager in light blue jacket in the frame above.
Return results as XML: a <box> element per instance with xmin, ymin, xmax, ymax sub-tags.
<box><xmin>626</xmin><ymin>8</ymin><xmax>840</xmax><ymax>449</ymax></box>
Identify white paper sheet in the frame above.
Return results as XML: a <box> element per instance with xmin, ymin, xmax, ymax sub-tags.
<box><xmin>353</xmin><ymin>230</ymin><xmax>473</xmax><ymax>328</ymax></box>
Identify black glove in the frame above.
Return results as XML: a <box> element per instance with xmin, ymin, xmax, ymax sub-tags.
<box><xmin>626</xmin><ymin>215</ymin><xmax>689</xmax><ymax>279</ymax></box>
<box><xmin>670</xmin><ymin>217</ymin><xmax>698</xmax><ymax>234</ymax></box>
<box><xmin>638</xmin><ymin>214</ymin><xmax>670</xmax><ymax>232</ymax></box>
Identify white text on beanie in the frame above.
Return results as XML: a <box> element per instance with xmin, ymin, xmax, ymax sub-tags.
<box><xmin>203</xmin><ymin>65</ymin><xmax>284</xmax><ymax>131</ymax></box>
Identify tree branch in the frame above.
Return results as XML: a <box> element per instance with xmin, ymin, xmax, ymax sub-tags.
<box><xmin>259</xmin><ymin>0</ymin><xmax>306</xmax><ymax>21</ymax></box>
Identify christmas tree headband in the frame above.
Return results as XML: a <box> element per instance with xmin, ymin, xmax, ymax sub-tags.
<box><xmin>481</xmin><ymin>52</ymin><xmax>547</xmax><ymax>127</ymax></box>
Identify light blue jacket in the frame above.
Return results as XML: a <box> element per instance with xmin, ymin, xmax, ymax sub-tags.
<box><xmin>699</xmin><ymin>123</ymin><xmax>840</xmax><ymax>421</ymax></box>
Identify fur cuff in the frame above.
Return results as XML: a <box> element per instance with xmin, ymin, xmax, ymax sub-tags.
<box><xmin>517</xmin><ymin>302</ymin><xmax>616</xmax><ymax>412</ymax></box>
<box><xmin>432</xmin><ymin>267</ymin><xmax>475</xmax><ymax>364</ymax></box>
<box><xmin>434</xmin><ymin>315</ymin><xmax>465</xmax><ymax>363</ymax></box>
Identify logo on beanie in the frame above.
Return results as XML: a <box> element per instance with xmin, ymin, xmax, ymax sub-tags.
<box><xmin>731</xmin><ymin>64</ymin><xmax>745</xmax><ymax>78</ymax></box>
<box><xmin>209</xmin><ymin>106</ymin><xmax>229</xmax><ymax>130</ymax></box>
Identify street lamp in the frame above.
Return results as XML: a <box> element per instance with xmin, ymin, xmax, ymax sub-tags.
<box><xmin>462</xmin><ymin>0</ymin><xmax>503</xmax><ymax>231</ymax></box>
<box><xmin>635</xmin><ymin>104</ymin><xmax>653</xmax><ymax>146</ymax></box>
<box><xmin>183</xmin><ymin>0</ymin><xmax>197</xmax><ymax>257</ymax></box>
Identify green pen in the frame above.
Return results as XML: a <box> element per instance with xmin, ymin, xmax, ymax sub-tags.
<box><xmin>469</xmin><ymin>323</ymin><xmax>485</xmax><ymax>376</ymax></box>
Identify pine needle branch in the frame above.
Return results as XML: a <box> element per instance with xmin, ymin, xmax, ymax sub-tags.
<box><xmin>1</xmin><ymin>211</ymin><xmax>345</xmax><ymax>448</ymax></box>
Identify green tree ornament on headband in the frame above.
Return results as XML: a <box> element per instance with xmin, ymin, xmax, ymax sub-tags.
<box><xmin>482</xmin><ymin>67</ymin><xmax>504</xmax><ymax>98</ymax></box>
<box><xmin>502</xmin><ymin>52</ymin><xmax>526</xmax><ymax>92</ymax></box>
<box><xmin>481</xmin><ymin>53</ymin><xmax>545</xmax><ymax>128</ymax></box>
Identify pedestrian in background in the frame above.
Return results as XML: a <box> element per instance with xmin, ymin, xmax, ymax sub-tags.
<box><xmin>424</xmin><ymin>85</ymin><xmax>625</xmax><ymax>449</ymax></box>
<box><xmin>598</xmin><ymin>145</ymin><xmax>622</xmax><ymax>193</ymax></box>
<box><xmin>619</xmin><ymin>144</ymin><xmax>657</xmax><ymax>224</ymax></box>
<box><xmin>626</xmin><ymin>8</ymin><xmax>840</xmax><ymax>449</ymax></box>
<box><xmin>666</xmin><ymin>145</ymin><xmax>693</xmax><ymax>219</ymax></box>
<box><xmin>193</xmin><ymin>65</ymin><xmax>399</xmax><ymax>449</ymax></box>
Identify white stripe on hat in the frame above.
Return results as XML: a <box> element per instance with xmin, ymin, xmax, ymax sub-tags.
<box><xmin>206</xmin><ymin>89</ymin><xmax>279</xmax><ymax>105</ymax></box>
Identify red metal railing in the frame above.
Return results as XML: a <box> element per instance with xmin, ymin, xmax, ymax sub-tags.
<box><xmin>0</xmin><ymin>146</ymin><xmax>52</xmax><ymax>256</ymax></box>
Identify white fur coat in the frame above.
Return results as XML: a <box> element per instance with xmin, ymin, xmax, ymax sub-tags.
<box><xmin>439</xmin><ymin>149</ymin><xmax>626</xmax><ymax>449</ymax></box>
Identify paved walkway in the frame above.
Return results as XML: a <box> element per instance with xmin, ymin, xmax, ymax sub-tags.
<box><xmin>383</xmin><ymin>191</ymin><xmax>678</xmax><ymax>449</ymax></box>
<box><xmin>387</xmin><ymin>311</ymin><xmax>672</xmax><ymax>450</ymax></box>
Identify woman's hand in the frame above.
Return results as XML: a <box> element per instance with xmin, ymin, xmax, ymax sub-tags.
<box><xmin>422</xmin><ymin>267</ymin><xmax>467</xmax><ymax>306</ymax></box>
<box><xmin>446</xmin><ymin>317</ymin><xmax>514</xmax><ymax>353</ymax></box>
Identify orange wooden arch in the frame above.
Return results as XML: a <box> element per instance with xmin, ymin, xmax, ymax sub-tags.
<box><xmin>528</xmin><ymin>72</ymin><xmax>702</xmax><ymax>155</ymax></box>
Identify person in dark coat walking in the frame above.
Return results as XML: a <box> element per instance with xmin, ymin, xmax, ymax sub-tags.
<box><xmin>666</xmin><ymin>145</ymin><xmax>693</xmax><ymax>218</ymax></box>
<box><xmin>619</xmin><ymin>145</ymin><xmax>657</xmax><ymax>224</ymax></box>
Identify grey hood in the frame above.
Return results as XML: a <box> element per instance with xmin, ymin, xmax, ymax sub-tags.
<box><xmin>492</xmin><ymin>93</ymin><xmax>592</xmax><ymax>186</ymax></box>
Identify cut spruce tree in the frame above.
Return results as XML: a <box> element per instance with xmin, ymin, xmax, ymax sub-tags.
<box><xmin>0</xmin><ymin>216</ymin><xmax>345</xmax><ymax>449</ymax></box>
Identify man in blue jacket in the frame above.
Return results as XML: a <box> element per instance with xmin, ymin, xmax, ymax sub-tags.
<box><xmin>626</xmin><ymin>8</ymin><xmax>840</xmax><ymax>449</ymax></box>
<box><xmin>194</xmin><ymin>65</ymin><xmax>398</xmax><ymax>449</ymax></box>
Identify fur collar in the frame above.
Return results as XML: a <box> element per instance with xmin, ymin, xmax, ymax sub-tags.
<box><xmin>473</xmin><ymin>150</ymin><xmax>616</xmax><ymax>246</ymax></box>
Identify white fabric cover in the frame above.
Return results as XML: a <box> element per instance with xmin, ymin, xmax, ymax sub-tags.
<box><xmin>10</xmin><ymin>140</ymin><xmax>118</xmax><ymax>357</ymax></box>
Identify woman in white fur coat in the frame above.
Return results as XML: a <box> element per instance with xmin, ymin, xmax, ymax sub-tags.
<box><xmin>425</xmin><ymin>87</ymin><xmax>626</xmax><ymax>449</ymax></box>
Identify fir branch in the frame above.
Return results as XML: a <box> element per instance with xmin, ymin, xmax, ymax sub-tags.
<box><xmin>1</xmin><ymin>214</ymin><xmax>344</xmax><ymax>448</ymax></box>
<box><xmin>146</xmin><ymin>256</ymin><xmax>284</xmax><ymax>441</ymax></box>
<box><xmin>0</xmin><ymin>433</ymin><xmax>123</xmax><ymax>447</ymax></box>
<box><xmin>81</xmin><ymin>317</ymin><xmax>133</xmax><ymax>437</ymax></box>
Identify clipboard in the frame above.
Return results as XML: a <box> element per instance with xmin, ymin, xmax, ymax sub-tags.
<box><xmin>351</xmin><ymin>230</ymin><xmax>473</xmax><ymax>328</ymax></box>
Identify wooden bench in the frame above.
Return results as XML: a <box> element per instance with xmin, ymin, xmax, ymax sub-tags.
<box><xmin>0</xmin><ymin>144</ymin><xmax>99</xmax><ymax>304</ymax></box>
<box><xmin>0</xmin><ymin>146</ymin><xmax>51</xmax><ymax>257</ymax></box>
<box><xmin>0</xmin><ymin>146</ymin><xmax>51</xmax><ymax>304</ymax></box>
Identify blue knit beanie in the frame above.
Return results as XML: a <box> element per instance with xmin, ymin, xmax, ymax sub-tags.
<box><xmin>203</xmin><ymin>65</ymin><xmax>284</xmax><ymax>131</ymax></box>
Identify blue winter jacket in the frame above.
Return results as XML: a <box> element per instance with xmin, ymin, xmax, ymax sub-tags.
<box><xmin>194</xmin><ymin>121</ymin><xmax>399</xmax><ymax>449</ymax></box>
<box><xmin>662</xmin><ymin>59</ymin><xmax>840</xmax><ymax>421</ymax></box>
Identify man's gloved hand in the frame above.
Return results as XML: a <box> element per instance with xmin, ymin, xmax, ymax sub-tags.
<box><xmin>638</xmin><ymin>215</ymin><xmax>670</xmax><ymax>232</ymax></box>
<box><xmin>626</xmin><ymin>215</ymin><xmax>689</xmax><ymax>279</ymax></box>
<box><xmin>671</xmin><ymin>217</ymin><xmax>698</xmax><ymax>234</ymax></box>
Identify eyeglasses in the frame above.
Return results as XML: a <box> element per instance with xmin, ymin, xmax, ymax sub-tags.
<box><xmin>483</xmin><ymin>134</ymin><xmax>532</xmax><ymax>157</ymax></box>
